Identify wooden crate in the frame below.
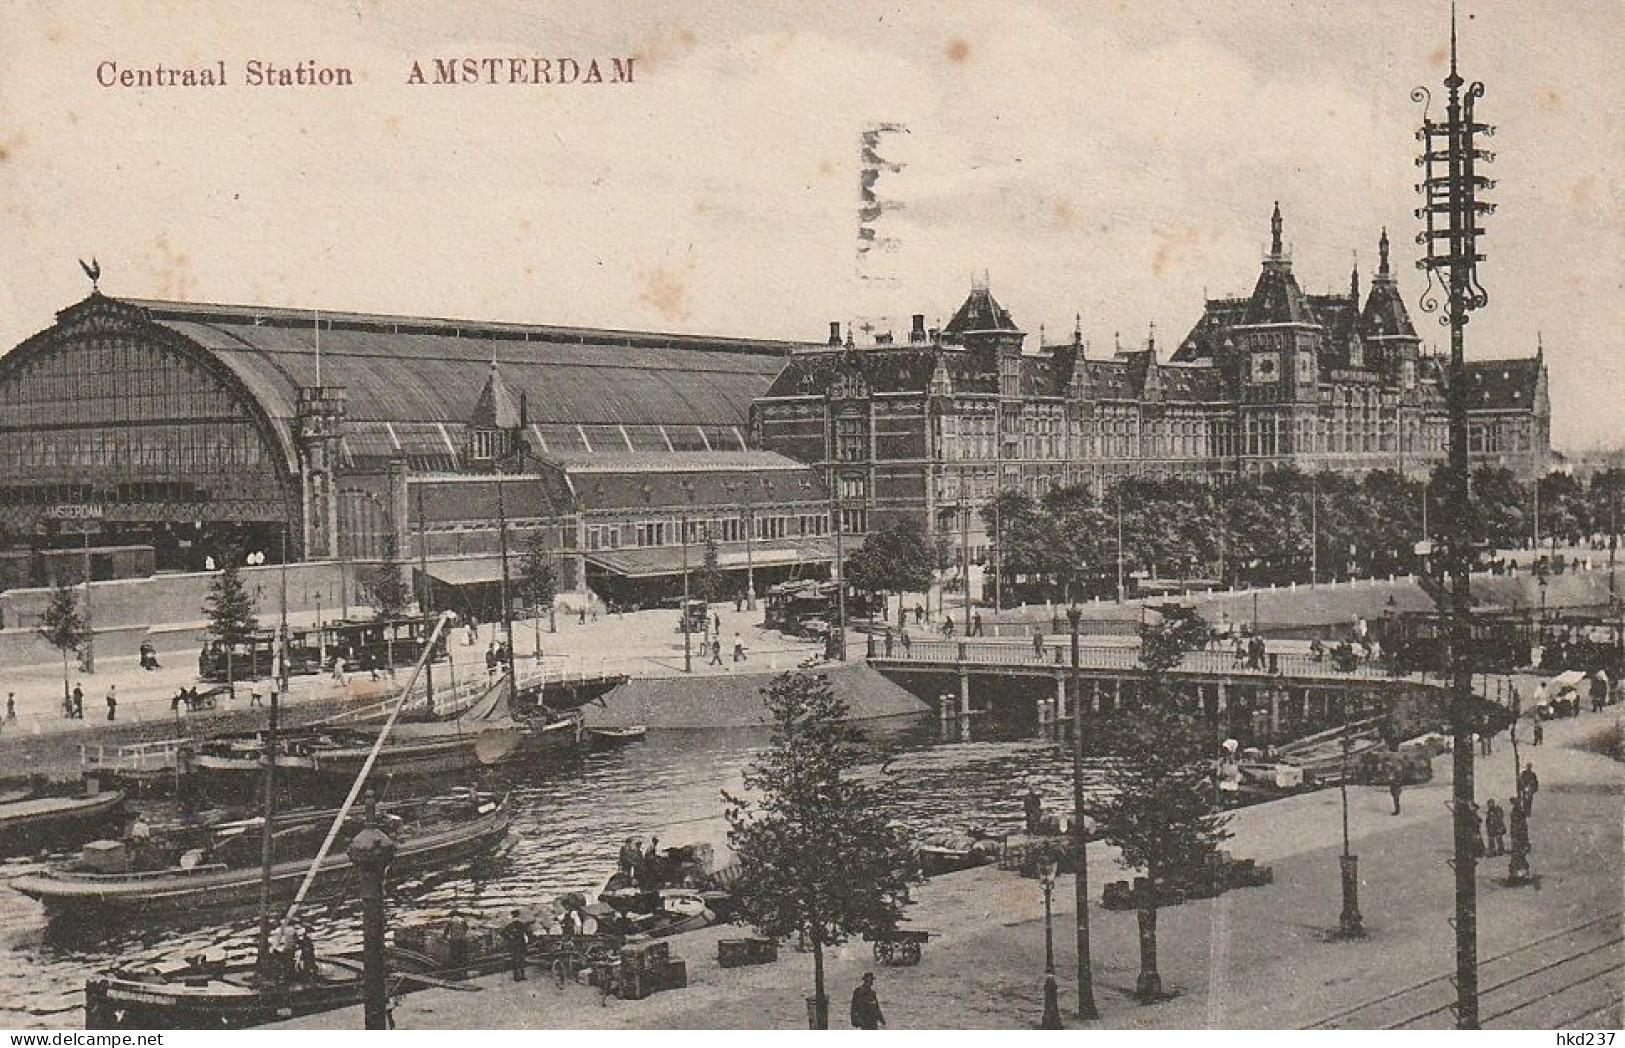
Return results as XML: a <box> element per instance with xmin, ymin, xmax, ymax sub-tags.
<box><xmin>718</xmin><ymin>938</ymin><xmax>778</xmax><ymax>968</ymax></box>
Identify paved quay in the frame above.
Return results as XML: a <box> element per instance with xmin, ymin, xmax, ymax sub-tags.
<box><xmin>0</xmin><ymin>604</ymin><xmax>829</xmax><ymax>778</ymax></box>
<box><xmin>278</xmin><ymin>708</ymin><xmax>1623</xmax><ymax>1031</ymax></box>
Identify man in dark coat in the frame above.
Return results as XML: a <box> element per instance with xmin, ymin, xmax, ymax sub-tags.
<box><xmin>1518</xmin><ymin>763</ymin><xmax>1540</xmax><ymax>813</ymax></box>
<box><xmin>501</xmin><ymin>909</ymin><xmax>531</xmax><ymax>981</ymax></box>
<box><xmin>1508</xmin><ymin>796</ymin><xmax>1532</xmax><ymax>882</ymax></box>
<box><xmin>1484</xmin><ymin>799</ymin><xmax>1507</xmax><ymax>856</ymax></box>
<box><xmin>850</xmin><ymin>972</ymin><xmax>885</xmax><ymax>1029</ymax></box>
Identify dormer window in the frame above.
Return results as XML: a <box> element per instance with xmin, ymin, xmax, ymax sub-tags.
<box><xmin>471</xmin><ymin>429</ymin><xmax>507</xmax><ymax>462</ymax></box>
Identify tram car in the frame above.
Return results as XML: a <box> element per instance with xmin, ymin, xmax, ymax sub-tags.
<box><xmin>1382</xmin><ymin>610</ymin><xmax>1531</xmax><ymax>675</ymax></box>
<box><xmin>198</xmin><ymin>615</ymin><xmax>450</xmax><ymax>682</ymax></box>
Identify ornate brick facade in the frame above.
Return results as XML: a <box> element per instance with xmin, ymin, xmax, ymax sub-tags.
<box><xmin>754</xmin><ymin>206</ymin><xmax>1550</xmax><ymax>555</ymax></box>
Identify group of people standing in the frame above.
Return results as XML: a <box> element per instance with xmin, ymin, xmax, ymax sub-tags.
<box><xmin>59</xmin><ymin>682</ymin><xmax>117</xmax><ymax>720</ymax></box>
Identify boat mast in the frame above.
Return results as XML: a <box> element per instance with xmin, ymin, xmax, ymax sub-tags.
<box><xmin>257</xmin><ymin>507</ymin><xmax>290</xmax><ymax>967</ymax></box>
<box><xmin>416</xmin><ymin>484</ymin><xmax>434</xmax><ymax>714</ymax></box>
<box><xmin>496</xmin><ymin>453</ymin><xmax>517</xmax><ymax>694</ymax></box>
<box><xmin>276</xmin><ymin>612</ymin><xmax>454</xmax><ymax>941</ymax></box>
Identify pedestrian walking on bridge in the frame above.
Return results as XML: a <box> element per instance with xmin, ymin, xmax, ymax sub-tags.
<box><xmin>105</xmin><ymin>685</ymin><xmax>117</xmax><ymax>722</ymax></box>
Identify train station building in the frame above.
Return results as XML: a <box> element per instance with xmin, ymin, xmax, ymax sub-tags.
<box><xmin>0</xmin><ymin>293</ymin><xmax>837</xmax><ymax>604</ymax></box>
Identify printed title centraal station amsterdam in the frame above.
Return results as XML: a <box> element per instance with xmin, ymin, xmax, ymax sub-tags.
<box><xmin>0</xmin><ymin>207</ymin><xmax>1548</xmax><ymax>599</ymax></box>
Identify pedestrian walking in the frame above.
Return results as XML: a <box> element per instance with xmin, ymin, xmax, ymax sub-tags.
<box><xmin>1508</xmin><ymin>795</ymin><xmax>1532</xmax><ymax>882</ymax></box>
<box><xmin>1533</xmin><ymin>719</ymin><xmax>1544</xmax><ymax>746</ymax></box>
<box><xmin>900</xmin><ymin>629</ymin><xmax>911</xmax><ymax>655</ymax></box>
<box><xmin>1479</xmin><ymin>731</ymin><xmax>1493</xmax><ymax>757</ymax></box>
<box><xmin>942</xmin><ymin>615</ymin><xmax>955</xmax><ymax>638</ymax></box>
<box><xmin>1389</xmin><ymin>768</ymin><xmax>1404</xmax><ymax>815</ymax></box>
<box><xmin>5</xmin><ymin>693</ymin><xmax>14</xmax><ymax>721</ymax></box>
<box><xmin>1518</xmin><ymin>762</ymin><xmax>1539</xmax><ymax>813</ymax></box>
<box><xmin>579</xmin><ymin>607</ymin><xmax>587</xmax><ymax>625</ymax></box>
<box><xmin>732</xmin><ymin>632</ymin><xmax>746</xmax><ymax>663</ymax></box>
<box><xmin>1033</xmin><ymin>630</ymin><xmax>1045</xmax><ymax>658</ymax></box>
<box><xmin>971</xmin><ymin>612</ymin><xmax>983</xmax><ymax>637</ymax></box>
<box><xmin>713</xmin><ymin>612</ymin><xmax>721</xmax><ymax>636</ymax></box>
<box><xmin>104</xmin><ymin>685</ymin><xmax>117</xmax><ymax>722</ymax></box>
<box><xmin>710</xmin><ymin>638</ymin><xmax>723</xmax><ymax>666</ymax></box>
<box><xmin>1484</xmin><ymin>798</ymin><xmax>1507</xmax><ymax>856</ymax></box>
<box><xmin>1023</xmin><ymin>784</ymin><xmax>1043</xmax><ymax>833</ymax></box>
<box><xmin>1469</xmin><ymin>802</ymin><xmax>1486</xmax><ymax>858</ymax></box>
<box><xmin>883</xmin><ymin>627</ymin><xmax>893</xmax><ymax>657</ymax></box>
<box><xmin>914</xmin><ymin>603</ymin><xmax>925</xmax><ymax>625</ymax></box>
<box><xmin>72</xmin><ymin>683</ymin><xmax>84</xmax><ymax>720</ymax></box>
<box><xmin>850</xmin><ymin>972</ymin><xmax>886</xmax><ymax>1030</ymax></box>
<box><xmin>501</xmin><ymin>909</ymin><xmax>531</xmax><ymax>982</ymax></box>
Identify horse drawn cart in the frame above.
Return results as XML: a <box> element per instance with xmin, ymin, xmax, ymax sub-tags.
<box><xmin>866</xmin><ymin>928</ymin><xmax>930</xmax><ymax>966</ymax></box>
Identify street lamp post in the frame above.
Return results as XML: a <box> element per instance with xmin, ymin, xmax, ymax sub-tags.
<box><xmin>346</xmin><ymin>795</ymin><xmax>397</xmax><ymax>1031</ymax></box>
<box><xmin>1039</xmin><ymin>855</ymin><xmax>1063</xmax><ymax>1029</ymax></box>
<box><xmin>681</xmin><ymin>510</ymin><xmax>693</xmax><ymax>674</ymax></box>
<box><xmin>1115</xmin><ymin>493</ymin><xmax>1125</xmax><ymax>604</ymax></box>
<box><xmin>1067</xmin><ymin>607</ymin><xmax>1099</xmax><ymax>1019</ymax></box>
<box><xmin>1336</xmin><ymin>714</ymin><xmax>1365</xmax><ymax>938</ymax></box>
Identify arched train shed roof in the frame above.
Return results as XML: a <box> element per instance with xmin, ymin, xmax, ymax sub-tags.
<box><xmin>115</xmin><ymin>297</ymin><xmax>803</xmax><ymax>428</ymax></box>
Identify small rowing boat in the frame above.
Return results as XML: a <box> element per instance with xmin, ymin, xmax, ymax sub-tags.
<box><xmin>585</xmin><ymin>724</ymin><xmax>647</xmax><ymax>751</ymax></box>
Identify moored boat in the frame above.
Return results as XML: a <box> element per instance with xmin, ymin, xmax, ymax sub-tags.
<box><xmin>0</xmin><ymin>785</ymin><xmax>126</xmax><ymax>849</ymax></box>
<box><xmin>585</xmin><ymin>724</ymin><xmax>647</xmax><ymax>751</ymax></box>
<box><xmin>11</xmin><ymin>791</ymin><xmax>512</xmax><ymax>917</ymax></box>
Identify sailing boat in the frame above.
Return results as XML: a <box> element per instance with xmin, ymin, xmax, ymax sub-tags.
<box><xmin>80</xmin><ymin>613</ymin><xmax>514</xmax><ymax>1029</ymax></box>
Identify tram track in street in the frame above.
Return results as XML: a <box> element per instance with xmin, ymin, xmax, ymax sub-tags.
<box><xmin>1305</xmin><ymin>910</ymin><xmax>1623</xmax><ymax>1029</ymax></box>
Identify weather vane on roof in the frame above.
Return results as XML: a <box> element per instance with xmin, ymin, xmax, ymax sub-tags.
<box><xmin>78</xmin><ymin>257</ymin><xmax>101</xmax><ymax>293</ymax></box>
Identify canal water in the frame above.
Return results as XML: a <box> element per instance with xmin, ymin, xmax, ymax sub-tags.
<box><xmin>0</xmin><ymin>712</ymin><xmax>1108</xmax><ymax>1029</ymax></box>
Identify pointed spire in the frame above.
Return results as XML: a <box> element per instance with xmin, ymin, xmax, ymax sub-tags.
<box><xmin>1270</xmin><ymin>201</ymin><xmax>1284</xmax><ymax>257</ymax></box>
<box><xmin>1446</xmin><ymin>1</ymin><xmax>1463</xmax><ymax>89</ymax></box>
<box><xmin>1378</xmin><ymin>227</ymin><xmax>1391</xmax><ymax>276</ymax></box>
<box><xmin>1536</xmin><ymin>330</ymin><xmax>1544</xmax><ymax>359</ymax></box>
<box><xmin>1350</xmin><ymin>252</ymin><xmax>1361</xmax><ymax>302</ymax></box>
<box><xmin>1147</xmin><ymin>320</ymin><xmax>1157</xmax><ymax>354</ymax></box>
<box><xmin>1073</xmin><ymin>312</ymin><xmax>1083</xmax><ymax>347</ymax></box>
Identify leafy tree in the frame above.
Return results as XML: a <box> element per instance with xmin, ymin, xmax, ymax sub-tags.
<box><xmin>1090</xmin><ymin>615</ymin><xmax>1231</xmax><ymax>1002</ymax></box>
<box><xmin>1537</xmin><ymin>472</ymin><xmax>1588</xmax><ymax>550</ymax></box>
<box><xmin>203</xmin><ymin>548</ymin><xmax>259</xmax><ymax>694</ymax></box>
<box><xmin>846</xmin><ymin>518</ymin><xmax>935</xmax><ymax>615</ymax></box>
<box><xmin>693</xmin><ymin>535</ymin><xmax>729</xmax><ymax>604</ymax></box>
<box><xmin>1045</xmin><ymin>484</ymin><xmax>1114</xmax><ymax>600</ymax></box>
<box><xmin>363</xmin><ymin>536</ymin><xmax>411</xmax><ymax>620</ymax></box>
<box><xmin>362</xmin><ymin>536</ymin><xmax>412</xmax><ymax>669</ymax></box>
<box><xmin>518</xmin><ymin>529</ymin><xmax>560</xmax><ymax>633</ymax></box>
<box><xmin>724</xmin><ymin>673</ymin><xmax>916</xmax><ymax>1028</ymax></box>
<box><xmin>37</xmin><ymin>582</ymin><xmax>87</xmax><ymax>707</ymax></box>
<box><xmin>1589</xmin><ymin>469</ymin><xmax>1625</xmax><ymax>545</ymax></box>
<box><xmin>1466</xmin><ymin>466</ymin><xmax>1530</xmax><ymax>551</ymax></box>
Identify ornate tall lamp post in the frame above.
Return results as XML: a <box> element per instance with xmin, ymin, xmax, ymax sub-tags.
<box><xmin>1039</xmin><ymin>854</ymin><xmax>1063</xmax><ymax>1029</ymax></box>
<box><xmin>1413</xmin><ymin>5</ymin><xmax>1495</xmax><ymax>1028</ymax></box>
<box><xmin>1067</xmin><ymin>606</ymin><xmax>1099</xmax><ymax>1019</ymax></box>
<box><xmin>347</xmin><ymin>795</ymin><xmax>397</xmax><ymax>1030</ymax></box>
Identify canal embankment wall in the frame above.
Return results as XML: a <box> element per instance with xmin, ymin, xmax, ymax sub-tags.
<box><xmin>582</xmin><ymin>662</ymin><xmax>930</xmax><ymax>730</ymax></box>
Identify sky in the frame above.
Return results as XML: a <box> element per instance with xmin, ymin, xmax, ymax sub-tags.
<box><xmin>0</xmin><ymin>0</ymin><xmax>1619</xmax><ymax>449</ymax></box>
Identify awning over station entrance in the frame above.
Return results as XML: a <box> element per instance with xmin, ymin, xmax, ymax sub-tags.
<box><xmin>583</xmin><ymin>536</ymin><xmax>859</xmax><ymax>580</ymax></box>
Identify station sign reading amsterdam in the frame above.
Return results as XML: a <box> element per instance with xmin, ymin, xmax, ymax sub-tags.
<box><xmin>48</xmin><ymin>504</ymin><xmax>105</xmax><ymax>521</ymax></box>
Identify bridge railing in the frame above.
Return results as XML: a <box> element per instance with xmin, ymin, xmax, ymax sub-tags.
<box><xmin>874</xmin><ymin>637</ymin><xmax>1401</xmax><ymax>682</ymax></box>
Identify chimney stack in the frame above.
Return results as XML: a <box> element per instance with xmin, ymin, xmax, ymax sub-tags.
<box><xmin>827</xmin><ymin>321</ymin><xmax>842</xmax><ymax>346</ymax></box>
<box><xmin>910</xmin><ymin>314</ymin><xmax>927</xmax><ymax>343</ymax></box>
